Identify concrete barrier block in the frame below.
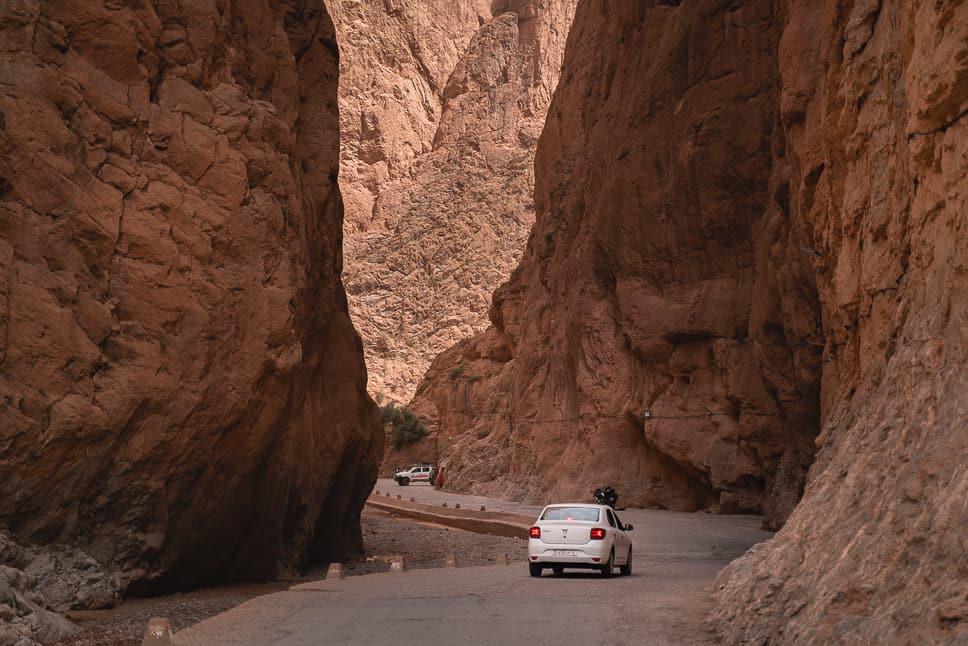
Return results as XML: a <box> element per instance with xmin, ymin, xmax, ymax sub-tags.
<box><xmin>455</xmin><ymin>503</ymin><xmax>461</xmax><ymax>509</ymax></box>
<box><xmin>445</xmin><ymin>554</ymin><xmax>458</xmax><ymax>568</ymax></box>
<box><xmin>441</xmin><ymin>502</ymin><xmax>448</xmax><ymax>508</ymax></box>
<box><xmin>326</xmin><ymin>563</ymin><xmax>343</xmax><ymax>580</ymax></box>
<box><xmin>390</xmin><ymin>555</ymin><xmax>406</xmax><ymax>572</ymax></box>
<box><xmin>480</xmin><ymin>505</ymin><xmax>486</xmax><ymax>511</ymax></box>
<box><xmin>410</xmin><ymin>497</ymin><xmax>415</xmax><ymax>502</ymax></box>
<box><xmin>397</xmin><ymin>494</ymin><xmax>402</xmax><ymax>500</ymax></box>
<box><xmin>385</xmin><ymin>492</ymin><xmax>390</xmax><ymax>497</ymax></box>
<box><xmin>142</xmin><ymin>617</ymin><xmax>172</xmax><ymax>646</ymax></box>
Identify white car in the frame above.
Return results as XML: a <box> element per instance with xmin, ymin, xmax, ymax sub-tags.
<box><xmin>527</xmin><ymin>503</ymin><xmax>634</xmax><ymax>577</ymax></box>
<box><xmin>394</xmin><ymin>464</ymin><xmax>437</xmax><ymax>486</ymax></box>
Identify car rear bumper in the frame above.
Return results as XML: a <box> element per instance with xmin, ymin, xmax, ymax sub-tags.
<box><xmin>527</xmin><ymin>540</ymin><xmax>610</xmax><ymax>565</ymax></box>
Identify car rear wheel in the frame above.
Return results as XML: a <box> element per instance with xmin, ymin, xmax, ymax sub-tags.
<box><xmin>552</xmin><ymin>566</ymin><xmax>564</xmax><ymax>576</ymax></box>
<box><xmin>529</xmin><ymin>563</ymin><xmax>542</xmax><ymax>577</ymax></box>
<box><xmin>600</xmin><ymin>549</ymin><xmax>614</xmax><ymax>577</ymax></box>
<box><xmin>397</xmin><ymin>477</ymin><xmax>409</xmax><ymax>486</ymax></box>
<box><xmin>620</xmin><ymin>548</ymin><xmax>632</xmax><ymax>576</ymax></box>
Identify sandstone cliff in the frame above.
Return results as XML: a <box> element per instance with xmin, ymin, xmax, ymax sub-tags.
<box><xmin>0</xmin><ymin>0</ymin><xmax>382</xmax><ymax>595</ymax></box>
<box><xmin>713</xmin><ymin>1</ymin><xmax>968</xmax><ymax>642</ymax></box>
<box><xmin>413</xmin><ymin>0</ymin><xmax>968</xmax><ymax>641</ymax></box>
<box><xmin>411</xmin><ymin>0</ymin><xmax>819</xmax><ymax>522</ymax></box>
<box><xmin>332</xmin><ymin>0</ymin><xmax>576</xmax><ymax>404</ymax></box>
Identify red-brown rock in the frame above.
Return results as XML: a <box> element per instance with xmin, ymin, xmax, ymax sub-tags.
<box><xmin>0</xmin><ymin>0</ymin><xmax>382</xmax><ymax>594</ymax></box>
<box><xmin>410</xmin><ymin>0</ymin><xmax>819</xmax><ymax>521</ymax></box>
<box><xmin>414</xmin><ymin>0</ymin><xmax>968</xmax><ymax>641</ymax></box>
<box><xmin>713</xmin><ymin>1</ymin><xmax>968</xmax><ymax>642</ymax></box>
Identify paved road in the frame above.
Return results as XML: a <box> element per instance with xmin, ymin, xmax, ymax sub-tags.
<box><xmin>174</xmin><ymin>485</ymin><xmax>771</xmax><ymax>646</ymax></box>
<box><xmin>373</xmin><ymin>478</ymin><xmax>545</xmax><ymax>516</ymax></box>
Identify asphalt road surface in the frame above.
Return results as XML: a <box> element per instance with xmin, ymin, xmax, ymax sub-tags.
<box><xmin>174</xmin><ymin>486</ymin><xmax>771</xmax><ymax>646</ymax></box>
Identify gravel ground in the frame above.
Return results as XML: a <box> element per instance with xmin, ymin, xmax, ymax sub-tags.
<box><xmin>52</xmin><ymin>507</ymin><xmax>527</xmax><ymax>646</ymax></box>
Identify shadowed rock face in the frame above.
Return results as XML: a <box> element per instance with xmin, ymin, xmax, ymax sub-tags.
<box><xmin>0</xmin><ymin>0</ymin><xmax>382</xmax><ymax>594</ymax></box>
<box><xmin>410</xmin><ymin>0</ymin><xmax>822</xmax><ymax>523</ymax></box>
<box><xmin>414</xmin><ymin>0</ymin><xmax>968</xmax><ymax>641</ymax></box>
<box><xmin>332</xmin><ymin>0</ymin><xmax>577</xmax><ymax>405</ymax></box>
<box><xmin>714</xmin><ymin>1</ymin><xmax>968</xmax><ymax>642</ymax></box>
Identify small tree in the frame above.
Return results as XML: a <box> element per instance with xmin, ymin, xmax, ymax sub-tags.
<box><xmin>381</xmin><ymin>403</ymin><xmax>428</xmax><ymax>449</ymax></box>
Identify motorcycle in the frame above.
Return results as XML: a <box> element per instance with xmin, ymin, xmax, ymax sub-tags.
<box><xmin>592</xmin><ymin>485</ymin><xmax>618</xmax><ymax>509</ymax></box>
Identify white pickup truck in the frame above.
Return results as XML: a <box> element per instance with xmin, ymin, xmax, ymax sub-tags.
<box><xmin>394</xmin><ymin>464</ymin><xmax>437</xmax><ymax>486</ymax></box>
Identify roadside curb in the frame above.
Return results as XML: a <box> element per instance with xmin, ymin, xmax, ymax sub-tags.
<box><xmin>364</xmin><ymin>496</ymin><xmax>532</xmax><ymax>539</ymax></box>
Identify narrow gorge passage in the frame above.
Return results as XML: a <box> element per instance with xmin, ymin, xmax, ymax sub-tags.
<box><xmin>1</xmin><ymin>0</ymin><xmax>965</xmax><ymax>645</ymax></box>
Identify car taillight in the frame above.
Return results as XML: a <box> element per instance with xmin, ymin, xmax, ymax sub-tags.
<box><xmin>529</xmin><ymin>526</ymin><xmax>541</xmax><ymax>538</ymax></box>
<box><xmin>590</xmin><ymin>527</ymin><xmax>606</xmax><ymax>540</ymax></box>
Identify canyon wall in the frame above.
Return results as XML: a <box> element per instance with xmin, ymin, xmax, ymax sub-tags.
<box><xmin>332</xmin><ymin>0</ymin><xmax>577</xmax><ymax>404</ymax></box>
<box><xmin>414</xmin><ymin>0</ymin><xmax>968</xmax><ymax>641</ymax></box>
<box><xmin>411</xmin><ymin>0</ymin><xmax>822</xmax><ymax>523</ymax></box>
<box><xmin>714</xmin><ymin>0</ymin><xmax>968</xmax><ymax>642</ymax></box>
<box><xmin>0</xmin><ymin>0</ymin><xmax>382</xmax><ymax>595</ymax></box>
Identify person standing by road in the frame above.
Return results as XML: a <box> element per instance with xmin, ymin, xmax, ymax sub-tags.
<box><xmin>434</xmin><ymin>466</ymin><xmax>445</xmax><ymax>490</ymax></box>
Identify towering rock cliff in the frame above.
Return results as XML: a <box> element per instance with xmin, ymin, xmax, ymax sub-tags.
<box><xmin>332</xmin><ymin>0</ymin><xmax>577</xmax><ymax>404</ymax></box>
<box><xmin>714</xmin><ymin>1</ymin><xmax>968</xmax><ymax>642</ymax></box>
<box><xmin>414</xmin><ymin>0</ymin><xmax>968</xmax><ymax>641</ymax></box>
<box><xmin>411</xmin><ymin>0</ymin><xmax>820</xmax><ymax>522</ymax></box>
<box><xmin>0</xmin><ymin>0</ymin><xmax>382</xmax><ymax>594</ymax></box>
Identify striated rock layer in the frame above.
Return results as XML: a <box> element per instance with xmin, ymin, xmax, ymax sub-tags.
<box><xmin>0</xmin><ymin>0</ymin><xmax>382</xmax><ymax>594</ymax></box>
<box><xmin>414</xmin><ymin>0</ymin><xmax>968</xmax><ymax>641</ymax></box>
<box><xmin>332</xmin><ymin>0</ymin><xmax>577</xmax><ymax>404</ymax></box>
<box><xmin>713</xmin><ymin>1</ymin><xmax>968</xmax><ymax>642</ymax></box>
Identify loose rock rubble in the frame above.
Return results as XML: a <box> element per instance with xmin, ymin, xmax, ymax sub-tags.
<box><xmin>0</xmin><ymin>530</ymin><xmax>123</xmax><ymax>646</ymax></box>
<box><xmin>0</xmin><ymin>565</ymin><xmax>76</xmax><ymax>646</ymax></box>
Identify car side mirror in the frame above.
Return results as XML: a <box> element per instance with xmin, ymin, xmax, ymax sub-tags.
<box><xmin>626</xmin><ymin>524</ymin><xmax>634</xmax><ymax>531</ymax></box>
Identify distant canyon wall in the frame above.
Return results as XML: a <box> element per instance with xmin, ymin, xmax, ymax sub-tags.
<box><xmin>414</xmin><ymin>0</ymin><xmax>967</xmax><ymax>640</ymax></box>
<box><xmin>332</xmin><ymin>0</ymin><xmax>577</xmax><ymax>404</ymax></box>
<box><xmin>0</xmin><ymin>0</ymin><xmax>381</xmax><ymax>594</ymax></box>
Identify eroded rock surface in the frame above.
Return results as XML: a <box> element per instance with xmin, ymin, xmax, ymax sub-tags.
<box><xmin>0</xmin><ymin>548</ymin><xmax>78</xmax><ymax>646</ymax></box>
<box><xmin>409</xmin><ymin>0</ymin><xmax>820</xmax><ymax>521</ymax></box>
<box><xmin>0</xmin><ymin>0</ymin><xmax>382</xmax><ymax>594</ymax></box>
<box><xmin>412</xmin><ymin>0</ymin><xmax>968</xmax><ymax>642</ymax></box>
<box><xmin>713</xmin><ymin>1</ymin><xmax>968</xmax><ymax>642</ymax></box>
<box><xmin>332</xmin><ymin>0</ymin><xmax>577</xmax><ymax>404</ymax></box>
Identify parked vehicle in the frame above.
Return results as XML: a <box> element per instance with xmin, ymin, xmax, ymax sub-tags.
<box><xmin>394</xmin><ymin>464</ymin><xmax>437</xmax><ymax>486</ymax></box>
<box><xmin>592</xmin><ymin>486</ymin><xmax>618</xmax><ymax>509</ymax></box>
<box><xmin>527</xmin><ymin>503</ymin><xmax>633</xmax><ymax>577</ymax></box>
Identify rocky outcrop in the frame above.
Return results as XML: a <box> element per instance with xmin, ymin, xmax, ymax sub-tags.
<box><xmin>0</xmin><ymin>530</ymin><xmax>118</xmax><ymax>613</ymax></box>
<box><xmin>414</xmin><ymin>0</ymin><xmax>968</xmax><ymax>641</ymax></box>
<box><xmin>0</xmin><ymin>0</ymin><xmax>382</xmax><ymax>595</ymax></box>
<box><xmin>410</xmin><ymin>0</ymin><xmax>820</xmax><ymax>520</ymax></box>
<box><xmin>332</xmin><ymin>0</ymin><xmax>577</xmax><ymax>404</ymax></box>
<box><xmin>0</xmin><ymin>530</ymin><xmax>123</xmax><ymax>646</ymax></box>
<box><xmin>0</xmin><ymin>560</ymin><xmax>77</xmax><ymax>646</ymax></box>
<box><xmin>713</xmin><ymin>1</ymin><xmax>968</xmax><ymax>642</ymax></box>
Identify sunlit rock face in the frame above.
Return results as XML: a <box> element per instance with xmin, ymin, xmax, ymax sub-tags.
<box><xmin>0</xmin><ymin>0</ymin><xmax>382</xmax><ymax>593</ymax></box>
<box><xmin>331</xmin><ymin>0</ymin><xmax>578</xmax><ymax>405</ymax></box>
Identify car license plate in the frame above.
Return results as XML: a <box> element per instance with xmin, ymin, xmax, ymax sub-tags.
<box><xmin>552</xmin><ymin>550</ymin><xmax>577</xmax><ymax>557</ymax></box>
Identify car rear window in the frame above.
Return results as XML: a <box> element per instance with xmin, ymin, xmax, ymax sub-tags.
<box><xmin>541</xmin><ymin>507</ymin><xmax>600</xmax><ymax>522</ymax></box>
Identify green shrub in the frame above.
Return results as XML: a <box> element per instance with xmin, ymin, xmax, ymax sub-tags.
<box><xmin>381</xmin><ymin>402</ymin><xmax>428</xmax><ymax>449</ymax></box>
